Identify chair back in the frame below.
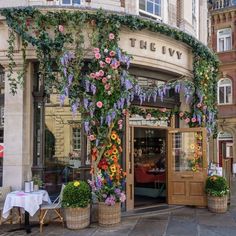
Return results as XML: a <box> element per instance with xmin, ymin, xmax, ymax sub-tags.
<box><xmin>0</xmin><ymin>186</ymin><xmax>11</xmax><ymax>202</ymax></box>
<box><xmin>58</xmin><ymin>184</ymin><xmax>65</xmax><ymax>203</ymax></box>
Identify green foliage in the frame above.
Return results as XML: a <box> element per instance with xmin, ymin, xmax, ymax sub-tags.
<box><xmin>32</xmin><ymin>175</ymin><xmax>43</xmax><ymax>187</ymax></box>
<box><xmin>205</xmin><ymin>175</ymin><xmax>229</xmax><ymax>197</ymax></box>
<box><xmin>62</xmin><ymin>181</ymin><xmax>91</xmax><ymax>208</ymax></box>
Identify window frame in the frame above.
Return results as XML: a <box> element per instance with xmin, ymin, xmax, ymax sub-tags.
<box><xmin>218</xmin><ymin>78</ymin><xmax>233</xmax><ymax>105</ymax></box>
<box><xmin>60</xmin><ymin>0</ymin><xmax>81</xmax><ymax>6</ymax></box>
<box><xmin>71</xmin><ymin>126</ymin><xmax>81</xmax><ymax>152</ymax></box>
<box><xmin>139</xmin><ymin>0</ymin><xmax>162</xmax><ymax>21</ymax></box>
<box><xmin>217</xmin><ymin>28</ymin><xmax>232</xmax><ymax>52</ymax></box>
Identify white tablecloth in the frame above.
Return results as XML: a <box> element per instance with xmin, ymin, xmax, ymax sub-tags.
<box><xmin>2</xmin><ymin>190</ymin><xmax>52</xmax><ymax>218</ymax></box>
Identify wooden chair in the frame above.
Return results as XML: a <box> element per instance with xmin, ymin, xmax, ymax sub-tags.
<box><xmin>39</xmin><ymin>184</ymin><xmax>65</xmax><ymax>233</ymax></box>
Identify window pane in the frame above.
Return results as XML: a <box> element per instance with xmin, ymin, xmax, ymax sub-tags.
<box><xmin>172</xmin><ymin>132</ymin><xmax>203</xmax><ymax>172</ymax></box>
<box><xmin>219</xmin><ymin>38</ymin><xmax>224</xmax><ymax>52</ymax></box>
<box><xmin>147</xmin><ymin>1</ymin><xmax>154</xmax><ymax>14</ymax></box>
<box><xmin>155</xmin><ymin>0</ymin><xmax>161</xmax><ymax>4</ymax></box>
<box><xmin>226</xmin><ymin>86</ymin><xmax>232</xmax><ymax>103</ymax></box>
<box><xmin>73</xmin><ymin>0</ymin><xmax>80</xmax><ymax>4</ymax></box>
<box><xmin>139</xmin><ymin>0</ymin><xmax>145</xmax><ymax>10</ymax></box>
<box><xmin>62</xmin><ymin>0</ymin><xmax>71</xmax><ymax>4</ymax></box>
<box><xmin>155</xmin><ymin>4</ymin><xmax>161</xmax><ymax>16</ymax></box>
<box><xmin>225</xmin><ymin>37</ymin><xmax>231</xmax><ymax>50</ymax></box>
<box><xmin>219</xmin><ymin>86</ymin><xmax>225</xmax><ymax>103</ymax></box>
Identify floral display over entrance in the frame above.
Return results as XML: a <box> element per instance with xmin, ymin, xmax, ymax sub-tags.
<box><xmin>0</xmin><ymin>7</ymin><xmax>219</xmax><ymax>203</ymax></box>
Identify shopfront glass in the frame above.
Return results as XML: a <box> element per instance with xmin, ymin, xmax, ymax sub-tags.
<box><xmin>0</xmin><ymin>66</ymin><xmax>4</xmax><ymax>186</ymax></box>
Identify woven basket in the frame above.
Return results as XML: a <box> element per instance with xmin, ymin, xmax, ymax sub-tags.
<box><xmin>98</xmin><ymin>202</ymin><xmax>121</xmax><ymax>226</ymax></box>
<box><xmin>65</xmin><ymin>205</ymin><xmax>90</xmax><ymax>229</ymax></box>
<box><xmin>207</xmin><ymin>195</ymin><xmax>228</xmax><ymax>213</ymax></box>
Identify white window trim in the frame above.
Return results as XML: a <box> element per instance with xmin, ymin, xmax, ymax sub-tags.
<box><xmin>60</xmin><ymin>0</ymin><xmax>82</xmax><ymax>6</ymax></box>
<box><xmin>139</xmin><ymin>0</ymin><xmax>163</xmax><ymax>21</ymax></box>
<box><xmin>217</xmin><ymin>28</ymin><xmax>232</xmax><ymax>52</ymax></box>
<box><xmin>218</xmin><ymin>78</ymin><xmax>233</xmax><ymax>105</ymax></box>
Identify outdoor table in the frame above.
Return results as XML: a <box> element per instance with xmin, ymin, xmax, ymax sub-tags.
<box><xmin>2</xmin><ymin>190</ymin><xmax>51</xmax><ymax>234</ymax></box>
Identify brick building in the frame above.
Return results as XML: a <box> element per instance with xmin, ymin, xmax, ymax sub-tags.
<box><xmin>209</xmin><ymin>0</ymin><xmax>236</xmax><ymax>173</ymax></box>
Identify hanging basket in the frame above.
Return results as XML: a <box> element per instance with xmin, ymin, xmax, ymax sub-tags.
<box><xmin>207</xmin><ymin>195</ymin><xmax>228</xmax><ymax>213</ymax></box>
<box><xmin>65</xmin><ymin>205</ymin><xmax>90</xmax><ymax>229</ymax></box>
<box><xmin>98</xmin><ymin>202</ymin><xmax>121</xmax><ymax>226</ymax></box>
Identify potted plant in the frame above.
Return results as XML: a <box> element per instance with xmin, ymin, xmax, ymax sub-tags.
<box><xmin>62</xmin><ymin>180</ymin><xmax>91</xmax><ymax>229</ymax></box>
<box><xmin>205</xmin><ymin>175</ymin><xmax>229</xmax><ymax>213</ymax></box>
<box><xmin>32</xmin><ymin>175</ymin><xmax>43</xmax><ymax>191</ymax></box>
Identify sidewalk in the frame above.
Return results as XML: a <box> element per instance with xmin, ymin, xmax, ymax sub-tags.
<box><xmin>1</xmin><ymin>178</ymin><xmax>236</xmax><ymax>236</ymax></box>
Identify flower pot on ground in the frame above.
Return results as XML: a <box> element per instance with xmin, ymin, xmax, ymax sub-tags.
<box><xmin>62</xmin><ymin>181</ymin><xmax>91</xmax><ymax>229</ymax></box>
<box><xmin>205</xmin><ymin>175</ymin><xmax>229</xmax><ymax>213</ymax></box>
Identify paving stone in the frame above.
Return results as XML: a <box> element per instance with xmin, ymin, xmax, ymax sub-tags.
<box><xmin>199</xmin><ymin>224</ymin><xmax>236</xmax><ymax>236</ymax></box>
<box><xmin>165</xmin><ymin>215</ymin><xmax>197</xmax><ymax>236</ymax></box>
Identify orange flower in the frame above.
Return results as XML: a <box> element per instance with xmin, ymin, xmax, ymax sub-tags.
<box><xmin>112</xmin><ymin>155</ymin><xmax>118</xmax><ymax>163</ymax></box>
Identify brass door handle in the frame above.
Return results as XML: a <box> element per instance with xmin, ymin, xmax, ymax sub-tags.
<box><xmin>181</xmin><ymin>175</ymin><xmax>194</xmax><ymax>178</ymax></box>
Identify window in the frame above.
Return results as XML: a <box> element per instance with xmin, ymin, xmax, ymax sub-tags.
<box><xmin>72</xmin><ymin>127</ymin><xmax>81</xmax><ymax>151</ymax></box>
<box><xmin>61</xmin><ymin>0</ymin><xmax>81</xmax><ymax>5</ymax></box>
<box><xmin>139</xmin><ymin>0</ymin><xmax>161</xmax><ymax>19</ymax></box>
<box><xmin>0</xmin><ymin>107</ymin><xmax>4</xmax><ymax>126</ymax></box>
<box><xmin>217</xmin><ymin>28</ymin><xmax>232</xmax><ymax>52</ymax></box>
<box><xmin>218</xmin><ymin>78</ymin><xmax>232</xmax><ymax>104</ymax></box>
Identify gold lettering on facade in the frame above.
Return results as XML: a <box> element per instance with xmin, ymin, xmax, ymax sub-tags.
<box><xmin>129</xmin><ymin>38</ymin><xmax>136</xmax><ymax>47</ymax></box>
<box><xmin>129</xmin><ymin>38</ymin><xmax>183</xmax><ymax>60</ymax></box>
<box><xmin>150</xmin><ymin>43</ymin><xmax>156</xmax><ymax>51</ymax></box>
<box><xmin>162</xmin><ymin>46</ymin><xmax>166</xmax><ymax>54</ymax></box>
<box><xmin>140</xmin><ymin>40</ymin><xmax>147</xmax><ymax>49</ymax></box>
<box><xmin>168</xmin><ymin>48</ymin><xmax>175</xmax><ymax>56</ymax></box>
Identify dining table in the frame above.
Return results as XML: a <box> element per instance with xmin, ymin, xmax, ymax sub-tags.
<box><xmin>2</xmin><ymin>190</ymin><xmax>51</xmax><ymax>234</ymax></box>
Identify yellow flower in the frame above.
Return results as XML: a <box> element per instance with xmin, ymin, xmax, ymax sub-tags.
<box><xmin>117</xmin><ymin>138</ymin><xmax>121</xmax><ymax>145</ymax></box>
<box><xmin>190</xmin><ymin>144</ymin><xmax>195</xmax><ymax>150</ymax></box>
<box><xmin>110</xmin><ymin>164</ymin><xmax>116</xmax><ymax>173</ymax></box>
<box><xmin>112</xmin><ymin>149</ymin><xmax>118</xmax><ymax>155</ymax></box>
<box><xmin>192</xmin><ymin>167</ymin><xmax>197</xmax><ymax>172</ymax></box>
<box><xmin>74</xmin><ymin>181</ymin><xmax>80</xmax><ymax>187</ymax></box>
<box><xmin>111</xmin><ymin>133</ymin><xmax>117</xmax><ymax>140</ymax></box>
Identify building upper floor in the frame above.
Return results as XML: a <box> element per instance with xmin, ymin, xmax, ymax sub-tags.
<box><xmin>0</xmin><ymin>0</ymin><xmax>208</xmax><ymax>44</ymax></box>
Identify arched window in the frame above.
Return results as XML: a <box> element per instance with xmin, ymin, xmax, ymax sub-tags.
<box><xmin>217</xmin><ymin>28</ymin><xmax>232</xmax><ymax>52</ymax></box>
<box><xmin>218</xmin><ymin>78</ymin><xmax>232</xmax><ymax>104</ymax></box>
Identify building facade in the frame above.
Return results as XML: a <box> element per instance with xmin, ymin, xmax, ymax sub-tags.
<box><xmin>209</xmin><ymin>0</ymin><xmax>236</xmax><ymax>176</ymax></box>
<box><xmin>0</xmin><ymin>0</ymin><xmax>215</xmax><ymax>211</ymax></box>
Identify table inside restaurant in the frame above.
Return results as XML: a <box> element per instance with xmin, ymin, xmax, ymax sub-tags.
<box><xmin>2</xmin><ymin>190</ymin><xmax>51</xmax><ymax>234</ymax></box>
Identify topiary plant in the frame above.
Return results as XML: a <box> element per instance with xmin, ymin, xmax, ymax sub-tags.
<box><xmin>62</xmin><ymin>181</ymin><xmax>91</xmax><ymax>208</ymax></box>
<box><xmin>205</xmin><ymin>175</ymin><xmax>229</xmax><ymax>197</ymax></box>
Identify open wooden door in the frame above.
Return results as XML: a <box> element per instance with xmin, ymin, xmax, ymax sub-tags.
<box><xmin>168</xmin><ymin>128</ymin><xmax>207</xmax><ymax>206</ymax></box>
<box><xmin>126</xmin><ymin>126</ymin><xmax>134</xmax><ymax>210</ymax></box>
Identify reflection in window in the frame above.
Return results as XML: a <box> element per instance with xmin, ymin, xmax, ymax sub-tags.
<box><xmin>172</xmin><ymin>132</ymin><xmax>203</xmax><ymax>172</ymax></box>
<box><xmin>61</xmin><ymin>0</ymin><xmax>81</xmax><ymax>5</ymax></box>
<box><xmin>139</xmin><ymin>0</ymin><xmax>162</xmax><ymax>18</ymax></box>
<box><xmin>218</xmin><ymin>78</ymin><xmax>232</xmax><ymax>104</ymax></box>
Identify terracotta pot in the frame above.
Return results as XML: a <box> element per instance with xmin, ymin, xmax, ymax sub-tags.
<box><xmin>207</xmin><ymin>195</ymin><xmax>228</xmax><ymax>213</ymax></box>
<box><xmin>98</xmin><ymin>202</ymin><xmax>121</xmax><ymax>226</ymax></box>
<box><xmin>65</xmin><ymin>205</ymin><xmax>90</xmax><ymax>229</ymax></box>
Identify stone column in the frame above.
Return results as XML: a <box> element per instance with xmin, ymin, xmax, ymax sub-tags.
<box><xmin>3</xmin><ymin>62</ymin><xmax>33</xmax><ymax>190</ymax></box>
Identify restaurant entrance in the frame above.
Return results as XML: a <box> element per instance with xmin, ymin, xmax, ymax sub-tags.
<box><xmin>133</xmin><ymin>127</ymin><xmax>167</xmax><ymax>208</ymax></box>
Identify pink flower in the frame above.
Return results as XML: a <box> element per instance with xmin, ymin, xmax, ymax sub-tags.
<box><xmin>111</xmin><ymin>64</ymin><xmax>117</xmax><ymax>69</ymax></box>
<box><xmin>105</xmin><ymin>83</ymin><xmax>110</xmax><ymax>90</ymax></box>
<box><xmin>160</xmin><ymin>108</ymin><xmax>167</xmax><ymax>112</ymax></box>
<box><xmin>185</xmin><ymin>118</ymin><xmax>190</xmax><ymax>123</ymax></box>
<box><xmin>90</xmin><ymin>73</ymin><xmax>96</xmax><ymax>79</ymax></box>
<box><xmin>93</xmin><ymin>48</ymin><xmax>100</xmax><ymax>54</ymax></box>
<box><xmin>95</xmin><ymin>72</ymin><xmax>100</xmax><ymax>78</ymax></box>
<box><xmin>99</xmin><ymin>70</ymin><xmax>104</xmax><ymax>77</ymax></box>
<box><xmin>58</xmin><ymin>25</ymin><xmax>64</xmax><ymax>32</ymax></box>
<box><xmin>146</xmin><ymin>113</ymin><xmax>152</xmax><ymax>119</ymax></box>
<box><xmin>118</xmin><ymin>124</ymin><xmax>123</xmax><ymax>130</ymax></box>
<box><xmin>95</xmin><ymin>53</ymin><xmax>101</xmax><ymax>59</ymax></box>
<box><xmin>118</xmin><ymin>119</ymin><xmax>123</xmax><ymax>125</ymax></box>
<box><xmin>102</xmin><ymin>77</ymin><xmax>107</xmax><ymax>84</ymax></box>
<box><xmin>89</xmin><ymin>135</ymin><xmax>96</xmax><ymax>141</ymax></box>
<box><xmin>119</xmin><ymin>192</ymin><xmax>126</xmax><ymax>202</ymax></box>
<box><xmin>109</xmin><ymin>51</ymin><xmax>116</xmax><ymax>57</ymax></box>
<box><xmin>96</xmin><ymin>101</ymin><xmax>103</xmax><ymax>108</ymax></box>
<box><xmin>179</xmin><ymin>112</ymin><xmax>184</xmax><ymax>117</ymax></box>
<box><xmin>191</xmin><ymin>117</ymin><xmax>197</xmax><ymax>123</ymax></box>
<box><xmin>99</xmin><ymin>61</ymin><xmax>106</xmax><ymax>68</ymax></box>
<box><xmin>116</xmin><ymin>61</ymin><xmax>121</xmax><ymax>67</ymax></box>
<box><xmin>109</xmin><ymin>33</ymin><xmax>115</xmax><ymax>40</ymax></box>
<box><xmin>197</xmin><ymin>103</ymin><xmax>202</xmax><ymax>108</ymax></box>
<box><xmin>105</xmin><ymin>57</ymin><xmax>111</xmax><ymax>64</ymax></box>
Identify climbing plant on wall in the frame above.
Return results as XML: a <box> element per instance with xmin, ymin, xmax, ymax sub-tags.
<box><xmin>0</xmin><ymin>7</ymin><xmax>219</xmax><ymax>196</ymax></box>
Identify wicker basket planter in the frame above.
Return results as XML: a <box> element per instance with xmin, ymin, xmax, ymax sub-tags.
<box><xmin>207</xmin><ymin>195</ymin><xmax>228</xmax><ymax>213</ymax></box>
<box><xmin>98</xmin><ymin>202</ymin><xmax>121</xmax><ymax>226</ymax></box>
<box><xmin>65</xmin><ymin>204</ymin><xmax>90</xmax><ymax>229</ymax></box>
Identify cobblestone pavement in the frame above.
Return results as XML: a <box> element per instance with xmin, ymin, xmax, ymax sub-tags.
<box><xmin>0</xmin><ymin>177</ymin><xmax>236</xmax><ymax>236</ymax></box>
